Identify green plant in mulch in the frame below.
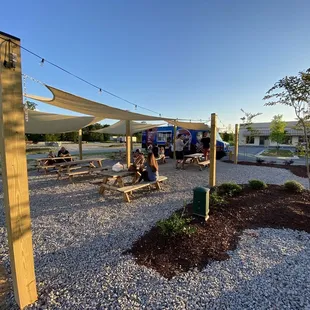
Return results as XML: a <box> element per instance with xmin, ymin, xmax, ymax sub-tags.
<box><xmin>284</xmin><ymin>180</ymin><xmax>305</xmax><ymax>193</ymax></box>
<box><xmin>248</xmin><ymin>179</ymin><xmax>267</xmax><ymax>190</ymax></box>
<box><xmin>157</xmin><ymin>205</ymin><xmax>196</xmax><ymax>237</ymax></box>
<box><xmin>209</xmin><ymin>192</ymin><xmax>227</xmax><ymax>207</ymax></box>
<box><xmin>218</xmin><ymin>182</ymin><xmax>242</xmax><ymax>197</ymax></box>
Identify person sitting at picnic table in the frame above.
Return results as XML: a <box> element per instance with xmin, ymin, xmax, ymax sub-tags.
<box><xmin>128</xmin><ymin>149</ymin><xmax>145</xmax><ymax>172</ymax></box>
<box><xmin>175</xmin><ymin>134</ymin><xmax>188</xmax><ymax>169</ymax></box>
<box><xmin>152</xmin><ymin>144</ymin><xmax>159</xmax><ymax>158</ymax></box>
<box><xmin>139</xmin><ymin>152</ymin><xmax>159</xmax><ymax>182</ymax></box>
<box><xmin>57</xmin><ymin>147</ymin><xmax>72</xmax><ymax>162</ymax></box>
<box><xmin>43</xmin><ymin>151</ymin><xmax>56</xmax><ymax>166</ymax></box>
<box><xmin>159</xmin><ymin>147</ymin><xmax>166</xmax><ymax>163</ymax></box>
<box><xmin>201</xmin><ymin>131</ymin><xmax>211</xmax><ymax>160</ymax></box>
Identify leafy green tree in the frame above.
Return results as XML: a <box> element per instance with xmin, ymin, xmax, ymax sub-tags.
<box><xmin>264</xmin><ymin>71</ymin><xmax>310</xmax><ymax>188</ymax></box>
<box><xmin>269</xmin><ymin>115</ymin><xmax>287</xmax><ymax>150</ymax></box>
<box><xmin>25</xmin><ymin>100</ymin><xmax>37</xmax><ymax>110</ymax></box>
<box><xmin>240</xmin><ymin>109</ymin><xmax>262</xmax><ymax>156</ymax></box>
<box><xmin>82</xmin><ymin>123</ymin><xmax>110</xmax><ymax>142</ymax></box>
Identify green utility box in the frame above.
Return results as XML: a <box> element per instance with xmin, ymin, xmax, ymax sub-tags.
<box><xmin>193</xmin><ymin>187</ymin><xmax>210</xmax><ymax>221</ymax></box>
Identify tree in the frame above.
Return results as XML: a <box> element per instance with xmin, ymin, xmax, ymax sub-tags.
<box><xmin>240</xmin><ymin>109</ymin><xmax>262</xmax><ymax>156</ymax></box>
<box><xmin>220</xmin><ymin>131</ymin><xmax>234</xmax><ymax>143</ymax></box>
<box><xmin>263</xmin><ymin>71</ymin><xmax>310</xmax><ymax>188</ymax></box>
<box><xmin>25</xmin><ymin>100</ymin><xmax>37</xmax><ymax>110</ymax></box>
<box><xmin>269</xmin><ymin>115</ymin><xmax>287</xmax><ymax>151</ymax></box>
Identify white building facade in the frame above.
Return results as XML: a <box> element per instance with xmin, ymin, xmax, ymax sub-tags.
<box><xmin>239</xmin><ymin>121</ymin><xmax>307</xmax><ymax>147</ymax></box>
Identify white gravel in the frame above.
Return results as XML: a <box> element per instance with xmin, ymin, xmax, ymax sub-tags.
<box><xmin>0</xmin><ymin>161</ymin><xmax>309</xmax><ymax>309</ymax></box>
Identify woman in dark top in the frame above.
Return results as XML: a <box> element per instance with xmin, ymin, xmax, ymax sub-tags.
<box><xmin>139</xmin><ymin>153</ymin><xmax>159</xmax><ymax>182</ymax></box>
<box><xmin>57</xmin><ymin>147</ymin><xmax>72</xmax><ymax>162</ymax></box>
<box><xmin>201</xmin><ymin>132</ymin><xmax>211</xmax><ymax>160</ymax></box>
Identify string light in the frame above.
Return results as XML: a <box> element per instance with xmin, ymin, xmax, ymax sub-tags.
<box><xmin>0</xmin><ymin>35</ymin><xmax>220</xmax><ymax>122</ymax></box>
<box><xmin>22</xmin><ymin>74</ymin><xmax>28</xmax><ymax>122</ymax></box>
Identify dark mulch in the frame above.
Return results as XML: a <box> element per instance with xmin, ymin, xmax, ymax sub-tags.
<box><xmin>125</xmin><ymin>185</ymin><xmax>310</xmax><ymax>279</ymax></box>
<box><xmin>223</xmin><ymin>160</ymin><xmax>308</xmax><ymax>178</ymax></box>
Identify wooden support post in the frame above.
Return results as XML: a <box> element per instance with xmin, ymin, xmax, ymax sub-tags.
<box><xmin>78</xmin><ymin>129</ymin><xmax>83</xmax><ymax>160</ymax></box>
<box><xmin>209</xmin><ymin>113</ymin><xmax>217</xmax><ymax>187</ymax></box>
<box><xmin>234</xmin><ymin>124</ymin><xmax>239</xmax><ymax>164</ymax></box>
<box><xmin>0</xmin><ymin>31</ymin><xmax>37</xmax><ymax>309</ymax></box>
<box><xmin>126</xmin><ymin>120</ymin><xmax>131</xmax><ymax>167</ymax></box>
<box><xmin>173</xmin><ymin>124</ymin><xmax>177</xmax><ymax>160</ymax></box>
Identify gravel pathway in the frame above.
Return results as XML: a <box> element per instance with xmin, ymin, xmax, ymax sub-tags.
<box><xmin>0</xmin><ymin>161</ymin><xmax>309</xmax><ymax>309</ymax></box>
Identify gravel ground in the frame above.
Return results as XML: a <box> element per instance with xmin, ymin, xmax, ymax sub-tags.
<box><xmin>0</xmin><ymin>161</ymin><xmax>309</xmax><ymax>309</ymax></box>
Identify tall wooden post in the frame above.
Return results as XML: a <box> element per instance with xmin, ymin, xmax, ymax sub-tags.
<box><xmin>126</xmin><ymin>120</ymin><xmax>131</xmax><ymax>167</ymax></box>
<box><xmin>209</xmin><ymin>113</ymin><xmax>217</xmax><ymax>187</ymax></box>
<box><xmin>0</xmin><ymin>32</ymin><xmax>37</xmax><ymax>308</ymax></box>
<box><xmin>234</xmin><ymin>124</ymin><xmax>239</xmax><ymax>164</ymax></box>
<box><xmin>173</xmin><ymin>124</ymin><xmax>177</xmax><ymax>160</ymax></box>
<box><xmin>78</xmin><ymin>129</ymin><xmax>83</xmax><ymax>160</ymax></box>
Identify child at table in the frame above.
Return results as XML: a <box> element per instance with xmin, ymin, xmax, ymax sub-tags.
<box><xmin>159</xmin><ymin>147</ymin><xmax>166</xmax><ymax>163</ymax></box>
<box><xmin>44</xmin><ymin>151</ymin><xmax>56</xmax><ymax>166</ymax></box>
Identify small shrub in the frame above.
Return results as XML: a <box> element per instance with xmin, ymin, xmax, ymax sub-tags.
<box><xmin>284</xmin><ymin>180</ymin><xmax>305</xmax><ymax>193</ymax></box>
<box><xmin>248</xmin><ymin>179</ymin><xmax>267</xmax><ymax>190</ymax></box>
<box><xmin>218</xmin><ymin>182</ymin><xmax>242</xmax><ymax>197</ymax></box>
<box><xmin>284</xmin><ymin>159</ymin><xmax>294</xmax><ymax>166</ymax></box>
<box><xmin>210</xmin><ymin>192</ymin><xmax>227</xmax><ymax>207</ymax></box>
<box><xmin>256</xmin><ymin>158</ymin><xmax>265</xmax><ymax>164</ymax></box>
<box><xmin>157</xmin><ymin>209</ymin><xmax>196</xmax><ymax>237</ymax></box>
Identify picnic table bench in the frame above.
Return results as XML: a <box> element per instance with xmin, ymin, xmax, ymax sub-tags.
<box><xmin>99</xmin><ymin>174</ymin><xmax>168</xmax><ymax>202</ymax></box>
<box><xmin>56</xmin><ymin>158</ymin><xmax>105</xmax><ymax>180</ymax></box>
<box><xmin>36</xmin><ymin>156</ymin><xmax>76</xmax><ymax>173</ymax></box>
<box><xmin>65</xmin><ymin>166</ymin><xmax>110</xmax><ymax>182</ymax></box>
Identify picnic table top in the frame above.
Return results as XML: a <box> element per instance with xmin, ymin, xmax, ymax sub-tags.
<box><xmin>58</xmin><ymin>158</ymin><xmax>105</xmax><ymax>167</ymax></box>
<box><xmin>184</xmin><ymin>153</ymin><xmax>204</xmax><ymax>158</ymax></box>
<box><xmin>36</xmin><ymin>156</ymin><xmax>75</xmax><ymax>161</ymax></box>
<box><xmin>97</xmin><ymin>169</ymin><xmax>136</xmax><ymax>178</ymax></box>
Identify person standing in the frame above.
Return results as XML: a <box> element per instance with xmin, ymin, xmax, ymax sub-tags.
<box><xmin>201</xmin><ymin>132</ymin><xmax>211</xmax><ymax>160</ymax></box>
<box><xmin>175</xmin><ymin>134</ymin><xmax>188</xmax><ymax>169</ymax></box>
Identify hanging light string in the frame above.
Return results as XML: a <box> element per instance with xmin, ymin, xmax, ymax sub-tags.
<box><xmin>1</xmin><ymin>35</ymin><xmax>212</xmax><ymax>122</ymax></box>
<box><xmin>22</xmin><ymin>74</ymin><xmax>28</xmax><ymax>122</ymax></box>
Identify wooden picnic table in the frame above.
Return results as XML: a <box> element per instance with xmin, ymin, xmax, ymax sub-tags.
<box><xmin>36</xmin><ymin>156</ymin><xmax>76</xmax><ymax>173</ymax></box>
<box><xmin>182</xmin><ymin>153</ymin><xmax>210</xmax><ymax>170</ymax></box>
<box><xmin>57</xmin><ymin>158</ymin><xmax>105</xmax><ymax>179</ymax></box>
<box><xmin>96</xmin><ymin>169</ymin><xmax>137</xmax><ymax>194</ymax></box>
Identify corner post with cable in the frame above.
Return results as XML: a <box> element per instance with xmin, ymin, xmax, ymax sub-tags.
<box><xmin>0</xmin><ymin>31</ymin><xmax>37</xmax><ymax>309</ymax></box>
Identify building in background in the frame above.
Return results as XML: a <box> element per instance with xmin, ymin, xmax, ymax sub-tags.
<box><xmin>239</xmin><ymin>121</ymin><xmax>306</xmax><ymax>147</ymax></box>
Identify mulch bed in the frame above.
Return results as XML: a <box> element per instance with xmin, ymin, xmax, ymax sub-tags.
<box><xmin>223</xmin><ymin>160</ymin><xmax>308</xmax><ymax>178</ymax></box>
<box><xmin>125</xmin><ymin>185</ymin><xmax>310</xmax><ymax>279</ymax></box>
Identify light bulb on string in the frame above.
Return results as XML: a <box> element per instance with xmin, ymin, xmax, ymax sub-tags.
<box><xmin>98</xmin><ymin>88</ymin><xmax>102</xmax><ymax>95</ymax></box>
<box><xmin>134</xmin><ymin>105</ymin><xmax>137</xmax><ymax>110</ymax></box>
<box><xmin>40</xmin><ymin>58</ymin><xmax>45</xmax><ymax>66</ymax></box>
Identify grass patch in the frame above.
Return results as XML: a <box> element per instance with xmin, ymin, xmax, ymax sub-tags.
<box><xmin>260</xmin><ymin>149</ymin><xmax>293</xmax><ymax>157</ymax></box>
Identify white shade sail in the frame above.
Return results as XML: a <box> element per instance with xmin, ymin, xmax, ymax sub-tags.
<box><xmin>166</xmin><ymin>120</ymin><xmax>210</xmax><ymax>131</ymax></box>
<box><xmin>25</xmin><ymin>110</ymin><xmax>98</xmax><ymax>134</ymax></box>
<box><xmin>93</xmin><ymin>120</ymin><xmax>165</xmax><ymax>135</ymax></box>
<box><xmin>26</xmin><ymin>84</ymin><xmax>166</xmax><ymax>121</ymax></box>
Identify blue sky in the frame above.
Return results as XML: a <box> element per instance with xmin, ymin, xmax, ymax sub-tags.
<box><xmin>1</xmin><ymin>0</ymin><xmax>310</xmax><ymax>128</ymax></box>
